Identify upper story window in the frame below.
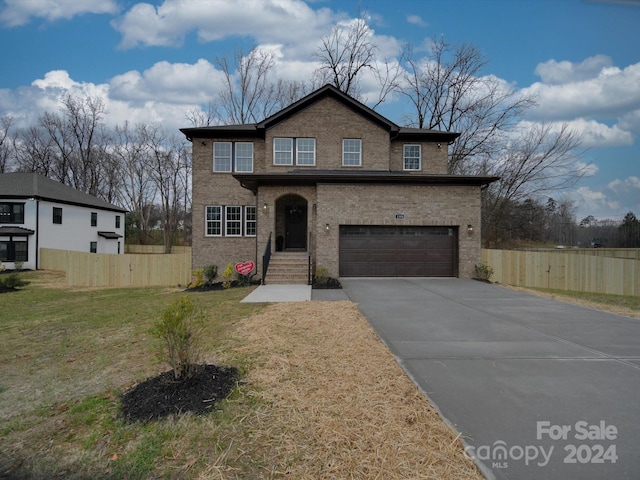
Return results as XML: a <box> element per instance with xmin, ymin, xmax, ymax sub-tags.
<box><xmin>214</xmin><ymin>142</ymin><xmax>254</xmax><ymax>172</ymax></box>
<box><xmin>213</xmin><ymin>142</ymin><xmax>232</xmax><ymax>172</ymax></box>
<box><xmin>53</xmin><ymin>207</ymin><xmax>62</xmax><ymax>224</ymax></box>
<box><xmin>0</xmin><ymin>203</ymin><xmax>24</xmax><ymax>224</ymax></box>
<box><xmin>235</xmin><ymin>142</ymin><xmax>254</xmax><ymax>172</ymax></box>
<box><xmin>342</xmin><ymin>139</ymin><xmax>362</xmax><ymax>167</ymax></box>
<box><xmin>273</xmin><ymin>138</ymin><xmax>316</xmax><ymax>166</ymax></box>
<box><xmin>274</xmin><ymin>138</ymin><xmax>294</xmax><ymax>165</ymax></box>
<box><xmin>296</xmin><ymin>138</ymin><xmax>316</xmax><ymax>166</ymax></box>
<box><xmin>115</xmin><ymin>215</ymin><xmax>121</xmax><ymax>229</ymax></box>
<box><xmin>91</xmin><ymin>212</ymin><xmax>97</xmax><ymax>227</ymax></box>
<box><xmin>403</xmin><ymin>144</ymin><xmax>422</xmax><ymax>171</ymax></box>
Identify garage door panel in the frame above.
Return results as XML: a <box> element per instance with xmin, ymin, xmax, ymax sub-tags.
<box><xmin>339</xmin><ymin>226</ymin><xmax>457</xmax><ymax>277</ymax></box>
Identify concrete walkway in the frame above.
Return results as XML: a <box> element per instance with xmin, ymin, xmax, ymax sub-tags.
<box><xmin>341</xmin><ymin>278</ymin><xmax>640</xmax><ymax>480</ymax></box>
<box><xmin>240</xmin><ymin>284</ymin><xmax>311</xmax><ymax>303</ymax></box>
<box><xmin>241</xmin><ymin>284</ymin><xmax>350</xmax><ymax>303</ymax></box>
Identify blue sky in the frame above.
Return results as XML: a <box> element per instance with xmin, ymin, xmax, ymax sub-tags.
<box><xmin>0</xmin><ymin>0</ymin><xmax>638</xmax><ymax>221</ymax></box>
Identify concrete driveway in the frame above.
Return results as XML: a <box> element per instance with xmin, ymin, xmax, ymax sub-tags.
<box><xmin>341</xmin><ymin>278</ymin><xmax>640</xmax><ymax>480</ymax></box>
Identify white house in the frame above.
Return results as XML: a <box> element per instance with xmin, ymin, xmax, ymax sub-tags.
<box><xmin>0</xmin><ymin>172</ymin><xmax>126</xmax><ymax>270</ymax></box>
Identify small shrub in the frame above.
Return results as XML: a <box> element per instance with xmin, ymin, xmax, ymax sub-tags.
<box><xmin>0</xmin><ymin>261</ymin><xmax>5</xmax><ymax>273</ymax></box>
<box><xmin>150</xmin><ymin>296</ymin><xmax>204</xmax><ymax>381</ymax></box>
<box><xmin>314</xmin><ymin>266</ymin><xmax>330</xmax><ymax>285</ymax></box>
<box><xmin>235</xmin><ymin>271</ymin><xmax>253</xmax><ymax>287</ymax></box>
<box><xmin>221</xmin><ymin>263</ymin><xmax>234</xmax><ymax>289</ymax></box>
<box><xmin>474</xmin><ymin>263</ymin><xmax>494</xmax><ymax>282</ymax></box>
<box><xmin>203</xmin><ymin>265</ymin><xmax>218</xmax><ymax>285</ymax></box>
<box><xmin>189</xmin><ymin>269</ymin><xmax>205</xmax><ymax>289</ymax></box>
<box><xmin>0</xmin><ymin>273</ymin><xmax>30</xmax><ymax>289</ymax></box>
<box><xmin>14</xmin><ymin>260</ymin><xmax>24</xmax><ymax>271</ymax></box>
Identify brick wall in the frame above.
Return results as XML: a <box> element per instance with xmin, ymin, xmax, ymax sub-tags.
<box><xmin>191</xmin><ymin>138</ymin><xmax>257</xmax><ymax>272</ymax></box>
<box><xmin>315</xmin><ymin>184</ymin><xmax>482</xmax><ymax>278</ymax></box>
<box><xmin>265</xmin><ymin>97</ymin><xmax>390</xmax><ymax>171</ymax></box>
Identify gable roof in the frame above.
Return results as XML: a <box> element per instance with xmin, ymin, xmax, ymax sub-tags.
<box><xmin>179</xmin><ymin>84</ymin><xmax>459</xmax><ymax>143</ymax></box>
<box><xmin>0</xmin><ymin>173</ymin><xmax>126</xmax><ymax>213</ymax></box>
<box><xmin>257</xmin><ymin>84</ymin><xmax>399</xmax><ymax>132</ymax></box>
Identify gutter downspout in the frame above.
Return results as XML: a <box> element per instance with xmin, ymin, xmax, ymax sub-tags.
<box><xmin>35</xmin><ymin>199</ymin><xmax>40</xmax><ymax>269</ymax></box>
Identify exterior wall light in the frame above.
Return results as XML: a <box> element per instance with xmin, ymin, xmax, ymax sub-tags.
<box><xmin>263</xmin><ymin>203</ymin><xmax>268</xmax><ymax>211</ymax></box>
<box><xmin>325</xmin><ymin>223</ymin><xmax>330</xmax><ymax>232</ymax></box>
<box><xmin>467</xmin><ymin>224</ymin><xmax>474</xmax><ymax>234</ymax></box>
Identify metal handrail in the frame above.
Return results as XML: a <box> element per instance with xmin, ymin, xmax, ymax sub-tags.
<box><xmin>307</xmin><ymin>230</ymin><xmax>313</xmax><ymax>285</ymax></box>
<box><xmin>262</xmin><ymin>232</ymin><xmax>272</xmax><ymax>285</ymax></box>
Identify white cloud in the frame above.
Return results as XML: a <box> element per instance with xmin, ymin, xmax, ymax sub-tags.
<box><xmin>572</xmin><ymin>186</ymin><xmax>621</xmax><ymax>217</ymax></box>
<box><xmin>1</xmin><ymin>69</ymin><xmax>207</xmax><ymax>133</ymax></box>
<box><xmin>112</xmin><ymin>0</ymin><xmax>339</xmax><ymax>53</ymax></box>
<box><xmin>534</xmin><ymin>55</ymin><xmax>613</xmax><ymax>84</ymax></box>
<box><xmin>561</xmin><ymin>118</ymin><xmax>633</xmax><ymax>147</ymax></box>
<box><xmin>406</xmin><ymin>14</ymin><xmax>428</xmax><ymax>27</ymax></box>
<box><xmin>109</xmin><ymin>59</ymin><xmax>223</xmax><ymax>104</ymax></box>
<box><xmin>0</xmin><ymin>0</ymin><xmax>118</xmax><ymax>27</ymax></box>
<box><xmin>608</xmin><ymin>175</ymin><xmax>640</xmax><ymax>191</ymax></box>
<box><xmin>524</xmin><ymin>60</ymin><xmax>640</xmax><ymax>122</ymax></box>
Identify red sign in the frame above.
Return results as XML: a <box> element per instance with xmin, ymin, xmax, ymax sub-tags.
<box><xmin>234</xmin><ymin>261</ymin><xmax>255</xmax><ymax>276</ymax></box>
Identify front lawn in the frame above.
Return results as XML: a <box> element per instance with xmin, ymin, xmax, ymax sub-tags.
<box><xmin>1</xmin><ymin>271</ymin><xmax>481</xmax><ymax>479</ymax></box>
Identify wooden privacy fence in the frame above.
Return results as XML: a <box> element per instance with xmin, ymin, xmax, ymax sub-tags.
<box><xmin>40</xmin><ymin>247</ymin><xmax>192</xmax><ymax>288</ymax></box>
<box><xmin>482</xmin><ymin>249</ymin><xmax>640</xmax><ymax>297</ymax></box>
<box><xmin>125</xmin><ymin>245</ymin><xmax>192</xmax><ymax>254</ymax></box>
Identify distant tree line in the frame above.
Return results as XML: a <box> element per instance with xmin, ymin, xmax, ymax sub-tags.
<box><xmin>0</xmin><ymin>96</ymin><xmax>190</xmax><ymax>252</ymax></box>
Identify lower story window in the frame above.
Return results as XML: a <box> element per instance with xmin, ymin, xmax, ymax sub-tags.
<box><xmin>0</xmin><ymin>240</ymin><xmax>27</xmax><ymax>262</ymax></box>
<box><xmin>245</xmin><ymin>206</ymin><xmax>256</xmax><ymax>236</ymax></box>
<box><xmin>225</xmin><ymin>206</ymin><xmax>242</xmax><ymax>236</ymax></box>
<box><xmin>205</xmin><ymin>206</ymin><xmax>222</xmax><ymax>236</ymax></box>
<box><xmin>90</xmin><ymin>241</ymin><xmax>97</xmax><ymax>253</ymax></box>
<box><xmin>205</xmin><ymin>205</ymin><xmax>256</xmax><ymax>237</ymax></box>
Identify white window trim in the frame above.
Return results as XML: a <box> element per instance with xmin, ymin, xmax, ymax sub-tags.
<box><xmin>225</xmin><ymin>206</ymin><xmax>243</xmax><ymax>237</ymax></box>
<box><xmin>296</xmin><ymin>138</ymin><xmax>316</xmax><ymax>166</ymax></box>
<box><xmin>213</xmin><ymin>142</ymin><xmax>232</xmax><ymax>172</ymax></box>
<box><xmin>205</xmin><ymin>205</ymin><xmax>222</xmax><ymax>237</ymax></box>
<box><xmin>403</xmin><ymin>144</ymin><xmax>422</xmax><ymax>171</ymax></box>
<box><xmin>245</xmin><ymin>206</ymin><xmax>257</xmax><ymax>237</ymax></box>
<box><xmin>235</xmin><ymin>142</ymin><xmax>254</xmax><ymax>173</ymax></box>
<box><xmin>273</xmin><ymin>138</ymin><xmax>294</xmax><ymax>165</ymax></box>
<box><xmin>342</xmin><ymin>139</ymin><xmax>362</xmax><ymax>167</ymax></box>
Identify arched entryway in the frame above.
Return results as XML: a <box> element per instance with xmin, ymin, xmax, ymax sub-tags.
<box><xmin>275</xmin><ymin>194</ymin><xmax>308</xmax><ymax>251</ymax></box>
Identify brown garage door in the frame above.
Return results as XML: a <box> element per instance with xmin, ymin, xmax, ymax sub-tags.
<box><xmin>339</xmin><ymin>226</ymin><xmax>458</xmax><ymax>277</ymax></box>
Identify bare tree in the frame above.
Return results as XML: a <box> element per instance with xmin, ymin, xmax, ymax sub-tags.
<box><xmin>0</xmin><ymin>116</ymin><xmax>14</xmax><ymax>173</ymax></box>
<box><xmin>12</xmin><ymin>125</ymin><xmax>57</xmax><ymax>176</ymax></box>
<box><xmin>112</xmin><ymin>122</ymin><xmax>158</xmax><ymax>243</ymax></box>
<box><xmin>481</xmin><ymin>123</ymin><xmax>585</xmax><ymax>244</ymax></box>
<box><xmin>399</xmin><ymin>38</ymin><xmax>534</xmax><ymax>174</ymax></box>
<box><xmin>315</xmin><ymin>15</ymin><xmax>376</xmax><ymax>99</ymax></box>
<box><xmin>315</xmin><ymin>11</ymin><xmax>403</xmax><ymax>108</ymax></box>
<box><xmin>139</xmin><ymin>123</ymin><xmax>190</xmax><ymax>252</ymax></box>
<box><xmin>215</xmin><ymin>47</ymin><xmax>280</xmax><ymax>124</ymax></box>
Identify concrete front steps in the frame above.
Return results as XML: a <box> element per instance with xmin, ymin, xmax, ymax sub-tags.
<box><xmin>265</xmin><ymin>252</ymin><xmax>310</xmax><ymax>285</ymax></box>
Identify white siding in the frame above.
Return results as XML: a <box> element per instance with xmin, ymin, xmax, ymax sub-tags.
<box><xmin>0</xmin><ymin>197</ymin><xmax>125</xmax><ymax>270</ymax></box>
<box><xmin>39</xmin><ymin>201</ymin><xmax>125</xmax><ymax>255</ymax></box>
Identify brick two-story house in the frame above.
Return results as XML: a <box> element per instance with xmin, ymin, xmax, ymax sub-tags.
<box><xmin>181</xmin><ymin>84</ymin><xmax>497</xmax><ymax>283</ymax></box>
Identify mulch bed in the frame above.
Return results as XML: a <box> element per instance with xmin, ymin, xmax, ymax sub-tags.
<box><xmin>121</xmin><ymin>364</ymin><xmax>239</xmax><ymax>422</ymax></box>
<box><xmin>312</xmin><ymin>278</ymin><xmax>342</xmax><ymax>289</ymax></box>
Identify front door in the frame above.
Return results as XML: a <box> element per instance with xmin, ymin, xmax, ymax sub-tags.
<box><xmin>285</xmin><ymin>205</ymin><xmax>307</xmax><ymax>250</ymax></box>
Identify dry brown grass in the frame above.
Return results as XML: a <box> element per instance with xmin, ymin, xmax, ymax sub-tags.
<box><xmin>503</xmin><ymin>285</ymin><xmax>640</xmax><ymax>319</ymax></box>
<box><xmin>1</xmin><ymin>272</ymin><xmax>482</xmax><ymax>479</ymax></box>
<box><xmin>231</xmin><ymin>301</ymin><xmax>483</xmax><ymax>479</ymax></box>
